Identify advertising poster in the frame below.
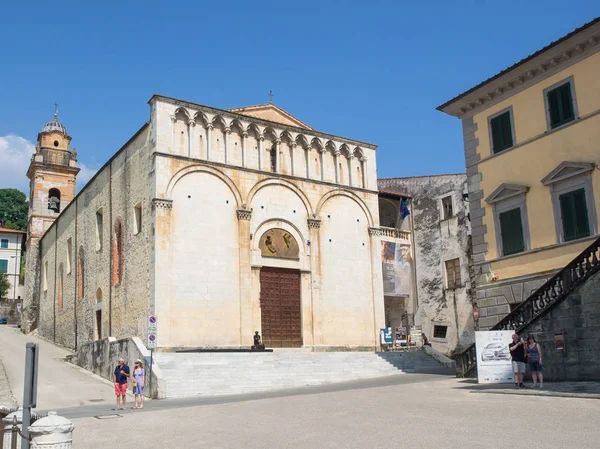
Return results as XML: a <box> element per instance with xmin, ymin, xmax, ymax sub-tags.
<box><xmin>380</xmin><ymin>328</ymin><xmax>392</xmax><ymax>345</ymax></box>
<box><xmin>381</xmin><ymin>240</ymin><xmax>412</xmax><ymax>297</ymax></box>
<box><xmin>475</xmin><ymin>330</ymin><xmax>514</xmax><ymax>384</ymax></box>
<box><xmin>395</xmin><ymin>327</ymin><xmax>408</xmax><ymax>346</ymax></box>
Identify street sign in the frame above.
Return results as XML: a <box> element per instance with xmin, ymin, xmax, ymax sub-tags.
<box><xmin>148</xmin><ymin>315</ymin><xmax>157</xmax><ymax>332</ymax></box>
<box><xmin>148</xmin><ymin>333</ymin><xmax>157</xmax><ymax>349</ymax></box>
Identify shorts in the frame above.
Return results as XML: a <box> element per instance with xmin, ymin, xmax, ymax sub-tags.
<box><xmin>114</xmin><ymin>382</ymin><xmax>127</xmax><ymax>396</ymax></box>
<box><xmin>512</xmin><ymin>361</ymin><xmax>526</xmax><ymax>373</ymax></box>
<box><xmin>529</xmin><ymin>362</ymin><xmax>543</xmax><ymax>372</ymax></box>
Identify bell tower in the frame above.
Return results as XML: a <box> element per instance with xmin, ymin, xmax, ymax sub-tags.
<box><xmin>22</xmin><ymin>109</ymin><xmax>80</xmax><ymax>332</ymax></box>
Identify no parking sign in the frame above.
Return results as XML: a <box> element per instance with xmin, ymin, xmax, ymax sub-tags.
<box><xmin>148</xmin><ymin>315</ymin><xmax>158</xmax><ymax>348</ymax></box>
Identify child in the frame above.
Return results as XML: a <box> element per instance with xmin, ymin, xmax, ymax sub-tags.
<box><xmin>133</xmin><ymin>359</ymin><xmax>146</xmax><ymax>409</ymax></box>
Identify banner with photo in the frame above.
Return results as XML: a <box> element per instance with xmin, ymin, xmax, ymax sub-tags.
<box><xmin>475</xmin><ymin>330</ymin><xmax>514</xmax><ymax>384</ymax></box>
<box><xmin>381</xmin><ymin>240</ymin><xmax>412</xmax><ymax>297</ymax></box>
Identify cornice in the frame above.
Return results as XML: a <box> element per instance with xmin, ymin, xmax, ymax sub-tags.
<box><xmin>236</xmin><ymin>209</ymin><xmax>252</xmax><ymax>220</ymax></box>
<box><xmin>307</xmin><ymin>218</ymin><xmax>321</xmax><ymax>229</ymax></box>
<box><xmin>439</xmin><ymin>24</ymin><xmax>600</xmax><ymax>118</ymax></box>
<box><xmin>152</xmin><ymin>198</ymin><xmax>173</xmax><ymax>210</ymax></box>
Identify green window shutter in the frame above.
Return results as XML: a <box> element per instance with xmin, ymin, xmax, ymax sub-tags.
<box><xmin>499</xmin><ymin>208</ymin><xmax>525</xmax><ymax>256</ymax></box>
<box><xmin>560</xmin><ymin>188</ymin><xmax>589</xmax><ymax>241</ymax></box>
<box><xmin>547</xmin><ymin>88</ymin><xmax>561</xmax><ymax>128</ymax></box>
<box><xmin>0</xmin><ymin>239</ymin><xmax>8</xmax><ymax>249</ymax></box>
<box><xmin>559</xmin><ymin>83</ymin><xmax>575</xmax><ymax>123</ymax></box>
<box><xmin>572</xmin><ymin>189</ymin><xmax>590</xmax><ymax>238</ymax></box>
<box><xmin>548</xmin><ymin>82</ymin><xmax>575</xmax><ymax>129</ymax></box>
<box><xmin>560</xmin><ymin>193</ymin><xmax>577</xmax><ymax>241</ymax></box>
<box><xmin>490</xmin><ymin>111</ymin><xmax>513</xmax><ymax>154</ymax></box>
<box><xmin>0</xmin><ymin>259</ymin><xmax>8</xmax><ymax>273</ymax></box>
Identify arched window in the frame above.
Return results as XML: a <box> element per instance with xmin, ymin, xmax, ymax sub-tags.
<box><xmin>77</xmin><ymin>247</ymin><xmax>85</xmax><ymax>301</ymax></box>
<box><xmin>270</xmin><ymin>147</ymin><xmax>277</xmax><ymax>172</ymax></box>
<box><xmin>57</xmin><ymin>263</ymin><xmax>64</xmax><ymax>310</ymax></box>
<box><xmin>48</xmin><ymin>188</ymin><xmax>61</xmax><ymax>213</ymax></box>
<box><xmin>112</xmin><ymin>219</ymin><xmax>124</xmax><ymax>286</ymax></box>
<box><xmin>96</xmin><ymin>288</ymin><xmax>103</xmax><ymax>304</ymax></box>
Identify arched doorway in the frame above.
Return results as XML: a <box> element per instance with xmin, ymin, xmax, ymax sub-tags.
<box><xmin>258</xmin><ymin>228</ymin><xmax>302</xmax><ymax>348</ymax></box>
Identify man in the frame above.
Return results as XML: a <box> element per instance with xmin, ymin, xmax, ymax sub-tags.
<box><xmin>509</xmin><ymin>334</ymin><xmax>526</xmax><ymax>388</ymax></box>
<box><xmin>113</xmin><ymin>358</ymin><xmax>130</xmax><ymax>410</ymax></box>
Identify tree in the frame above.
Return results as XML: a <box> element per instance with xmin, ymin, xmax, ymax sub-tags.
<box><xmin>0</xmin><ymin>188</ymin><xmax>29</xmax><ymax>231</ymax></box>
<box><xmin>0</xmin><ymin>271</ymin><xmax>10</xmax><ymax>299</ymax></box>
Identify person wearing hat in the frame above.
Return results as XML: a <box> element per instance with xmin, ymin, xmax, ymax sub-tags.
<box><xmin>132</xmin><ymin>359</ymin><xmax>146</xmax><ymax>409</ymax></box>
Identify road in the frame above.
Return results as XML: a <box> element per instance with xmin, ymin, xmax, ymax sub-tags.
<box><xmin>0</xmin><ymin>326</ymin><xmax>116</xmax><ymax>410</ymax></box>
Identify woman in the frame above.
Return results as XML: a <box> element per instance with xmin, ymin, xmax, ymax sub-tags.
<box><xmin>526</xmin><ymin>335</ymin><xmax>543</xmax><ymax>388</ymax></box>
<box><xmin>132</xmin><ymin>359</ymin><xmax>146</xmax><ymax>409</ymax></box>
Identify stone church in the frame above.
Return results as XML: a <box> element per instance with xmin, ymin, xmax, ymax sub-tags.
<box><xmin>23</xmin><ymin>96</ymin><xmax>398</xmax><ymax>350</ymax></box>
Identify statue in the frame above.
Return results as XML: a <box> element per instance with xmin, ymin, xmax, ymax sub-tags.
<box><xmin>252</xmin><ymin>331</ymin><xmax>265</xmax><ymax>351</ymax></box>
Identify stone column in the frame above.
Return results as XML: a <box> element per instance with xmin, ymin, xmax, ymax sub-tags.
<box><xmin>348</xmin><ymin>154</ymin><xmax>355</xmax><ymax>187</ymax></box>
<box><xmin>334</xmin><ymin>150</ymin><xmax>340</xmax><ymax>184</ymax></box>
<box><xmin>307</xmin><ymin>218</ymin><xmax>322</xmax><ymax>346</ymax></box>
<box><xmin>206</xmin><ymin>124</ymin><xmax>213</xmax><ymax>161</ymax></box>
<box><xmin>290</xmin><ymin>142</ymin><xmax>297</xmax><ymax>176</ymax></box>
<box><xmin>169</xmin><ymin>114</ymin><xmax>176</xmax><ymax>152</ymax></box>
<box><xmin>241</xmin><ymin>132</ymin><xmax>248</xmax><ymax>168</ymax></box>
<box><xmin>258</xmin><ymin>135</ymin><xmax>264</xmax><ymax>171</ymax></box>
<box><xmin>237</xmin><ymin>209</ymin><xmax>253</xmax><ymax>346</ymax></box>
<box><xmin>224</xmin><ymin>127</ymin><xmax>231</xmax><ymax>164</ymax></box>
<box><xmin>305</xmin><ymin>146</ymin><xmax>311</xmax><ymax>179</ymax></box>
<box><xmin>28</xmin><ymin>411</ymin><xmax>74</xmax><ymax>449</ymax></box>
<box><xmin>274</xmin><ymin>139</ymin><xmax>281</xmax><ymax>173</ymax></box>
<box><xmin>368</xmin><ymin>227</ymin><xmax>385</xmax><ymax>348</ymax></box>
<box><xmin>187</xmin><ymin>119</ymin><xmax>195</xmax><ymax>158</ymax></box>
<box><xmin>361</xmin><ymin>156</ymin><xmax>368</xmax><ymax>189</ymax></box>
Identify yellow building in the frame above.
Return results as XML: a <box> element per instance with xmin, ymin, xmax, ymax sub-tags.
<box><xmin>438</xmin><ymin>17</ymin><xmax>600</xmax><ymax>329</ymax></box>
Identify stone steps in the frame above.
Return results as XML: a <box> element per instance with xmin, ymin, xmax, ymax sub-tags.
<box><xmin>154</xmin><ymin>350</ymin><xmax>452</xmax><ymax>398</ymax></box>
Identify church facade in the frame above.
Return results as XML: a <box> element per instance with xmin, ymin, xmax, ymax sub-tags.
<box><xmin>25</xmin><ymin>96</ymin><xmax>391</xmax><ymax>350</ymax></box>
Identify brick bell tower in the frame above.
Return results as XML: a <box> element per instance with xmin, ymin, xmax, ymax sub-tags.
<box><xmin>22</xmin><ymin>108</ymin><xmax>80</xmax><ymax>332</ymax></box>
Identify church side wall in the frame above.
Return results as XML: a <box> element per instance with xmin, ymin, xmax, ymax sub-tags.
<box><xmin>37</xmin><ymin>125</ymin><xmax>153</xmax><ymax>348</ymax></box>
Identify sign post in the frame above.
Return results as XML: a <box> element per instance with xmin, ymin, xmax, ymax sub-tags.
<box><xmin>554</xmin><ymin>332</ymin><xmax>567</xmax><ymax>381</ymax></box>
<box><xmin>147</xmin><ymin>315</ymin><xmax>158</xmax><ymax>398</ymax></box>
<box><xmin>22</xmin><ymin>343</ymin><xmax>39</xmax><ymax>449</ymax></box>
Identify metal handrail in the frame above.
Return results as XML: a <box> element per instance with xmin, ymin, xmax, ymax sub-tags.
<box><xmin>456</xmin><ymin>236</ymin><xmax>600</xmax><ymax>377</ymax></box>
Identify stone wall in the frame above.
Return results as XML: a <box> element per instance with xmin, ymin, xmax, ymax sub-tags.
<box><xmin>378</xmin><ymin>175</ymin><xmax>475</xmax><ymax>355</ymax></box>
<box><xmin>475</xmin><ymin>272</ymin><xmax>553</xmax><ymax>329</ymax></box>
<box><xmin>524</xmin><ymin>269</ymin><xmax>600</xmax><ymax>381</ymax></box>
<box><xmin>0</xmin><ymin>298</ymin><xmax>21</xmax><ymax>325</ymax></box>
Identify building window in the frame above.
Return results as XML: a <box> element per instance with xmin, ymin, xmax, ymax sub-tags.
<box><xmin>441</xmin><ymin>195</ymin><xmax>453</xmax><ymax>220</ymax></box>
<box><xmin>489</xmin><ymin>109</ymin><xmax>514</xmax><ymax>154</ymax></box>
<box><xmin>499</xmin><ymin>208</ymin><xmax>525</xmax><ymax>256</ymax></box>
<box><xmin>433</xmin><ymin>325</ymin><xmax>448</xmax><ymax>339</ymax></box>
<box><xmin>95</xmin><ymin>310</ymin><xmax>102</xmax><ymax>340</ymax></box>
<box><xmin>112</xmin><ymin>219</ymin><xmax>124</xmax><ymax>286</ymax></box>
<box><xmin>77</xmin><ymin>247</ymin><xmax>85</xmax><ymax>301</ymax></box>
<box><xmin>559</xmin><ymin>188</ymin><xmax>590</xmax><ymax>242</ymax></box>
<box><xmin>66</xmin><ymin>238</ymin><xmax>72</xmax><ymax>274</ymax></box>
<box><xmin>134</xmin><ymin>203</ymin><xmax>142</xmax><ymax>235</ymax></box>
<box><xmin>542</xmin><ymin>162</ymin><xmax>597</xmax><ymax>244</ymax></box>
<box><xmin>270</xmin><ymin>147</ymin><xmax>277</xmax><ymax>172</ymax></box>
<box><xmin>43</xmin><ymin>260</ymin><xmax>48</xmax><ymax>291</ymax></box>
<box><xmin>445</xmin><ymin>258</ymin><xmax>461</xmax><ymax>289</ymax></box>
<box><xmin>0</xmin><ymin>259</ymin><xmax>8</xmax><ymax>273</ymax></box>
<box><xmin>486</xmin><ymin>184</ymin><xmax>531</xmax><ymax>258</ymax></box>
<box><xmin>0</xmin><ymin>239</ymin><xmax>8</xmax><ymax>249</ymax></box>
<box><xmin>57</xmin><ymin>263</ymin><xmax>63</xmax><ymax>310</ymax></box>
<box><xmin>48</xmin><ymin>188</ymin><xmax>61</xmax><ymax>213</ymax></box>
<box><xmin>96</xmin><ymin>208</ymin><xmax>103</xmax><ymax>251</ymax></box>
<box><xmin>545</xmin><ymin>78</ymin><xmax>576</xmax><ymax>130</ymax></box>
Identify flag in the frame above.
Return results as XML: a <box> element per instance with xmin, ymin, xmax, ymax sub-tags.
<box><xmin>399</xmin><ymin>198</ymin><xmax>411</xmax><ymax>220</ymax></box>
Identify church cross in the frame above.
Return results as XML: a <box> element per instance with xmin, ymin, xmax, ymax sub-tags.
<box><xmin>54</xmin><ymin>102</ymin><xmax>59</xmax><ymax>118</ymax></box>
<box><xmin>268</xmin><ymin>90</ymin><xmax>274</xmax><ymax>104</ymax></box>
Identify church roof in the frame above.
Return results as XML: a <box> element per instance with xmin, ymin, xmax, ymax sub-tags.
<box><xmin>228</xmin><ymin>103</ymin><xmax>313</xmax><ymax>130</ymax></box>
<box><xmin>41</xmin><ymin>113</ymin><xmax>69</xmax><ymax>136</ymax></box>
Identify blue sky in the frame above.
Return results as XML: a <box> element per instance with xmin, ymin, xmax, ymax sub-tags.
<box><xmin>0</xmin><ymin>1</ymin><xmax>597</xmax><ymax>193</ymax></box>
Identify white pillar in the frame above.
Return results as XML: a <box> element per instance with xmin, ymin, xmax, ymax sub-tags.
<box><xmin>187</xmin><ymin>119</ymin><xmax>195</xmax><ymax>158</ymax></box>
<box><xmin>274</xmin><ymin>139</ymin><xmax>281</xmax><ymax>173</ymax></box>
<box><xmin>334</xmin><ymin>151</ymin><xmax>340</xmax><ymax>184</ymax></box>
<box><xmin>319</xmin><ymin>148</ymin><xmax>325</xmax><ymax>181</ymax></box>
<box><xmin>241</xmin><ymin>132</ymin><xmax>248</xmax><ymax>167</ymax></box>
<box><xmin>305</xmin><ymin>146</ymin><xmax>311</xmax><ymax>179</ymax></box>
<box><xmin>224</xmin><ymin>127</ymin><xmax>231</xmax><ymax>164</ymax></box>
<box><xmin>290</xmin><ymin>142</ymin><xmax>296</xmax><ymax>176</ymax></box>
<box><xmin>258</xmin><ymin>135</ymin><xmax>264</xmax><ymax>171</ymax></box>
<box><xmin>206</xmin><ymin>124</ymin><xmax>213</xmax><ymax>161</ymax></box>
<box><xmin>28</xmin><ymin>411</ymin><xmax>74</xmax><ymax>449</ymax></box>
<box><xmin>348</xmin><ymin>154</ymin><xmax>354</xmax><ymax>187</ymax></box>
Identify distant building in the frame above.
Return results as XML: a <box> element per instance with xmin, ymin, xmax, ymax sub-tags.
<box><xmin>437</xmin><ymin>17</ymin><xmax>600</xmax><ymax>328</ymax></box>
<box><xmin>0</xmin><ymin>226</ymin><xmax>25</xmax><ymax>323</ymax></box>
<box><xmin>379</xmin><ymin>175</ymin><xmax>474</xmax><ymax>355</ymax></box>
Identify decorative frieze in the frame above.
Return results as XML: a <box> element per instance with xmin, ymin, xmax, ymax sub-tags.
<box><xmin>368</xmin><ymin>227</ymin><xmax>382</xmax><ymax>236</ymax></box>
<box><xmin>152</xmin><ymin>198</ymin><xmax>173</xmax><ymax>210</ymax></box>
<box><xmin>236</xmin><ymin>209</ymin><xmax>252</xmax><ymax>221</ymax></box>
<box><xmin>307</xmin><ymin>218</ymin><xmax>321</xmax><ymax>229</ymax></box>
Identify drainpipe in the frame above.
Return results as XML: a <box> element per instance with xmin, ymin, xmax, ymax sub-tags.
<box><xmin>74</xmin><ymin>199</ymin><xmax>78</xmax><ymax>350</ymax></box>
<box><xmin>108</xmin><ymin>161</ymin><xmax>113</xmax><ymax>336</ymax></box>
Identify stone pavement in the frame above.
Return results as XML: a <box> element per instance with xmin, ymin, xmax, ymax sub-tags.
<box><xmin>461</xmin><ymin>379</ymin><xmax>600</xmax><ymax>399</ymax></box>
<box><xmin>0</xmin><ymin>344</ymin><xmax>16</xmax><ymax>405</ymax></box>
<box><xmin>69</xmin><ymin>375</ymin><xmax>600</xmax><ymax>449</ymax></box>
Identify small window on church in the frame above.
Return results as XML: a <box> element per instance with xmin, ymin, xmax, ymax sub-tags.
<box><xmin>134</xmin><ymin>203</ymin><xmax>142</xmax><ymax>235</ymax></box>
<box><xmin>270</xmin><ymin>147</ymin><xmax>277</xmax><ymax>173</ymax></box>
<box><xmin>96</xmin><ymin>208</ymin><xmax>103</xmax><ymax>251</ymax></box>
<box><xmin>53</xmin><ymin>140</ymin><xmax>59</xmax><ymax>147</ymax></box>
<box><xmin>48</xmin><ymin>188</ymin><xmax>61</xmax><ymax>213</ymax></box>
<box><xmin>66</xmin><ymin>238</ymin><xmax>72</xmax><ymax>274</ymax></box>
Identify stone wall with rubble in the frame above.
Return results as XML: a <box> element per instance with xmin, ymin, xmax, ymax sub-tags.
<box><xmin>36</xmin><ymin>125</ymin><xmax>153</xmax><ymax>349</ymax></box>
<box><xmin>378</xmin><ymin>174</ymin><xmax>475</xmax><ymax>355</ymax></box>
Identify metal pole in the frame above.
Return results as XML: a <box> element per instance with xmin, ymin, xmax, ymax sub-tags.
<box><xmin>562</xmin><ymin>350</ymin><xmax>567</xmax><ymax>382</ymax></box>
<box><xmin>22</xmin><ymin>343</ymin><xmax>38</xmax><ymax>449</ymax></box>
<box><xmin>149</xmin><ymin>348</ymin><xmax>153</xmax><ymax>399</ymax></box>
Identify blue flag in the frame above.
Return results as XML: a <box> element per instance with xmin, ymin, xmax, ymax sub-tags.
<box><xmin>399</xmin><ymin>198</ymin><xmax>410</xmax><ymax>220</ymax></box>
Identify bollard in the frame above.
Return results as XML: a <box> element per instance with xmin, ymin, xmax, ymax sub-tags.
<box><xmin>2</xmin><ymin>410</ymin><xmax>23</xmax><ymax>449</ymax></box>
<box><xmin>28</xmin><ymin>412</ymin><xmax>73</xmax><ymax>449</ymax></box>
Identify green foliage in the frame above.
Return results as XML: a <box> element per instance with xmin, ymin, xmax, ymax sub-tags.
<box><xmin>0</xmin><ymin>271</ymin><xmax>10</xmax><ymax>299</ymax></box>
<box><xmin>0</xmin><ymin>188</ymin><xmax>29</xmax><ymax>231</ymax></box>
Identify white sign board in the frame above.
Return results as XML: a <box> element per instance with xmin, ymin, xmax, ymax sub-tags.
<box><xmin>475</xmin><ymin>330</ymin><xmax>514</xmax><ymax>384</ymax></box>
<box><xmin>147</xmin><ymin>315</ymin><xmax>158</xmax><ymax>348</ymax></box>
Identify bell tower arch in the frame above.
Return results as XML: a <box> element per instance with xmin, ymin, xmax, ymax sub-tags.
<box><xmin>22</xmin><ymin>109</ymin><xmax>80</xmax><ymax>332</ymax></box>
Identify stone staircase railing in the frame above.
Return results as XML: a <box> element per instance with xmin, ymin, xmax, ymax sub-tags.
<box><xmin>456</xmin><ymin>236</ymin><xmax>600</xmax><ymax>377</ymax></box>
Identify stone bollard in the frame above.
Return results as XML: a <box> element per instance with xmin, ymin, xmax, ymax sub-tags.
<box><xmin>28</xmin><ymin>412</ymin><xmax>74</xmax><ymax>449</ymax></box>
<box><xmin>2</xmin><ymin>410</ymin><xmax>23</xmax><ymax>449</ymax></box>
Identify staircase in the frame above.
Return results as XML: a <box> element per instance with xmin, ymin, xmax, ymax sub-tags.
<box><xmin>456</xmin><ymin>236</ymin><xmax>600</xmax><ymax>377</ymax></box>
<box><xmin>154</xmin><ymin>350</ymin><xmax>452</xmax><ymax>398</ymax></box>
